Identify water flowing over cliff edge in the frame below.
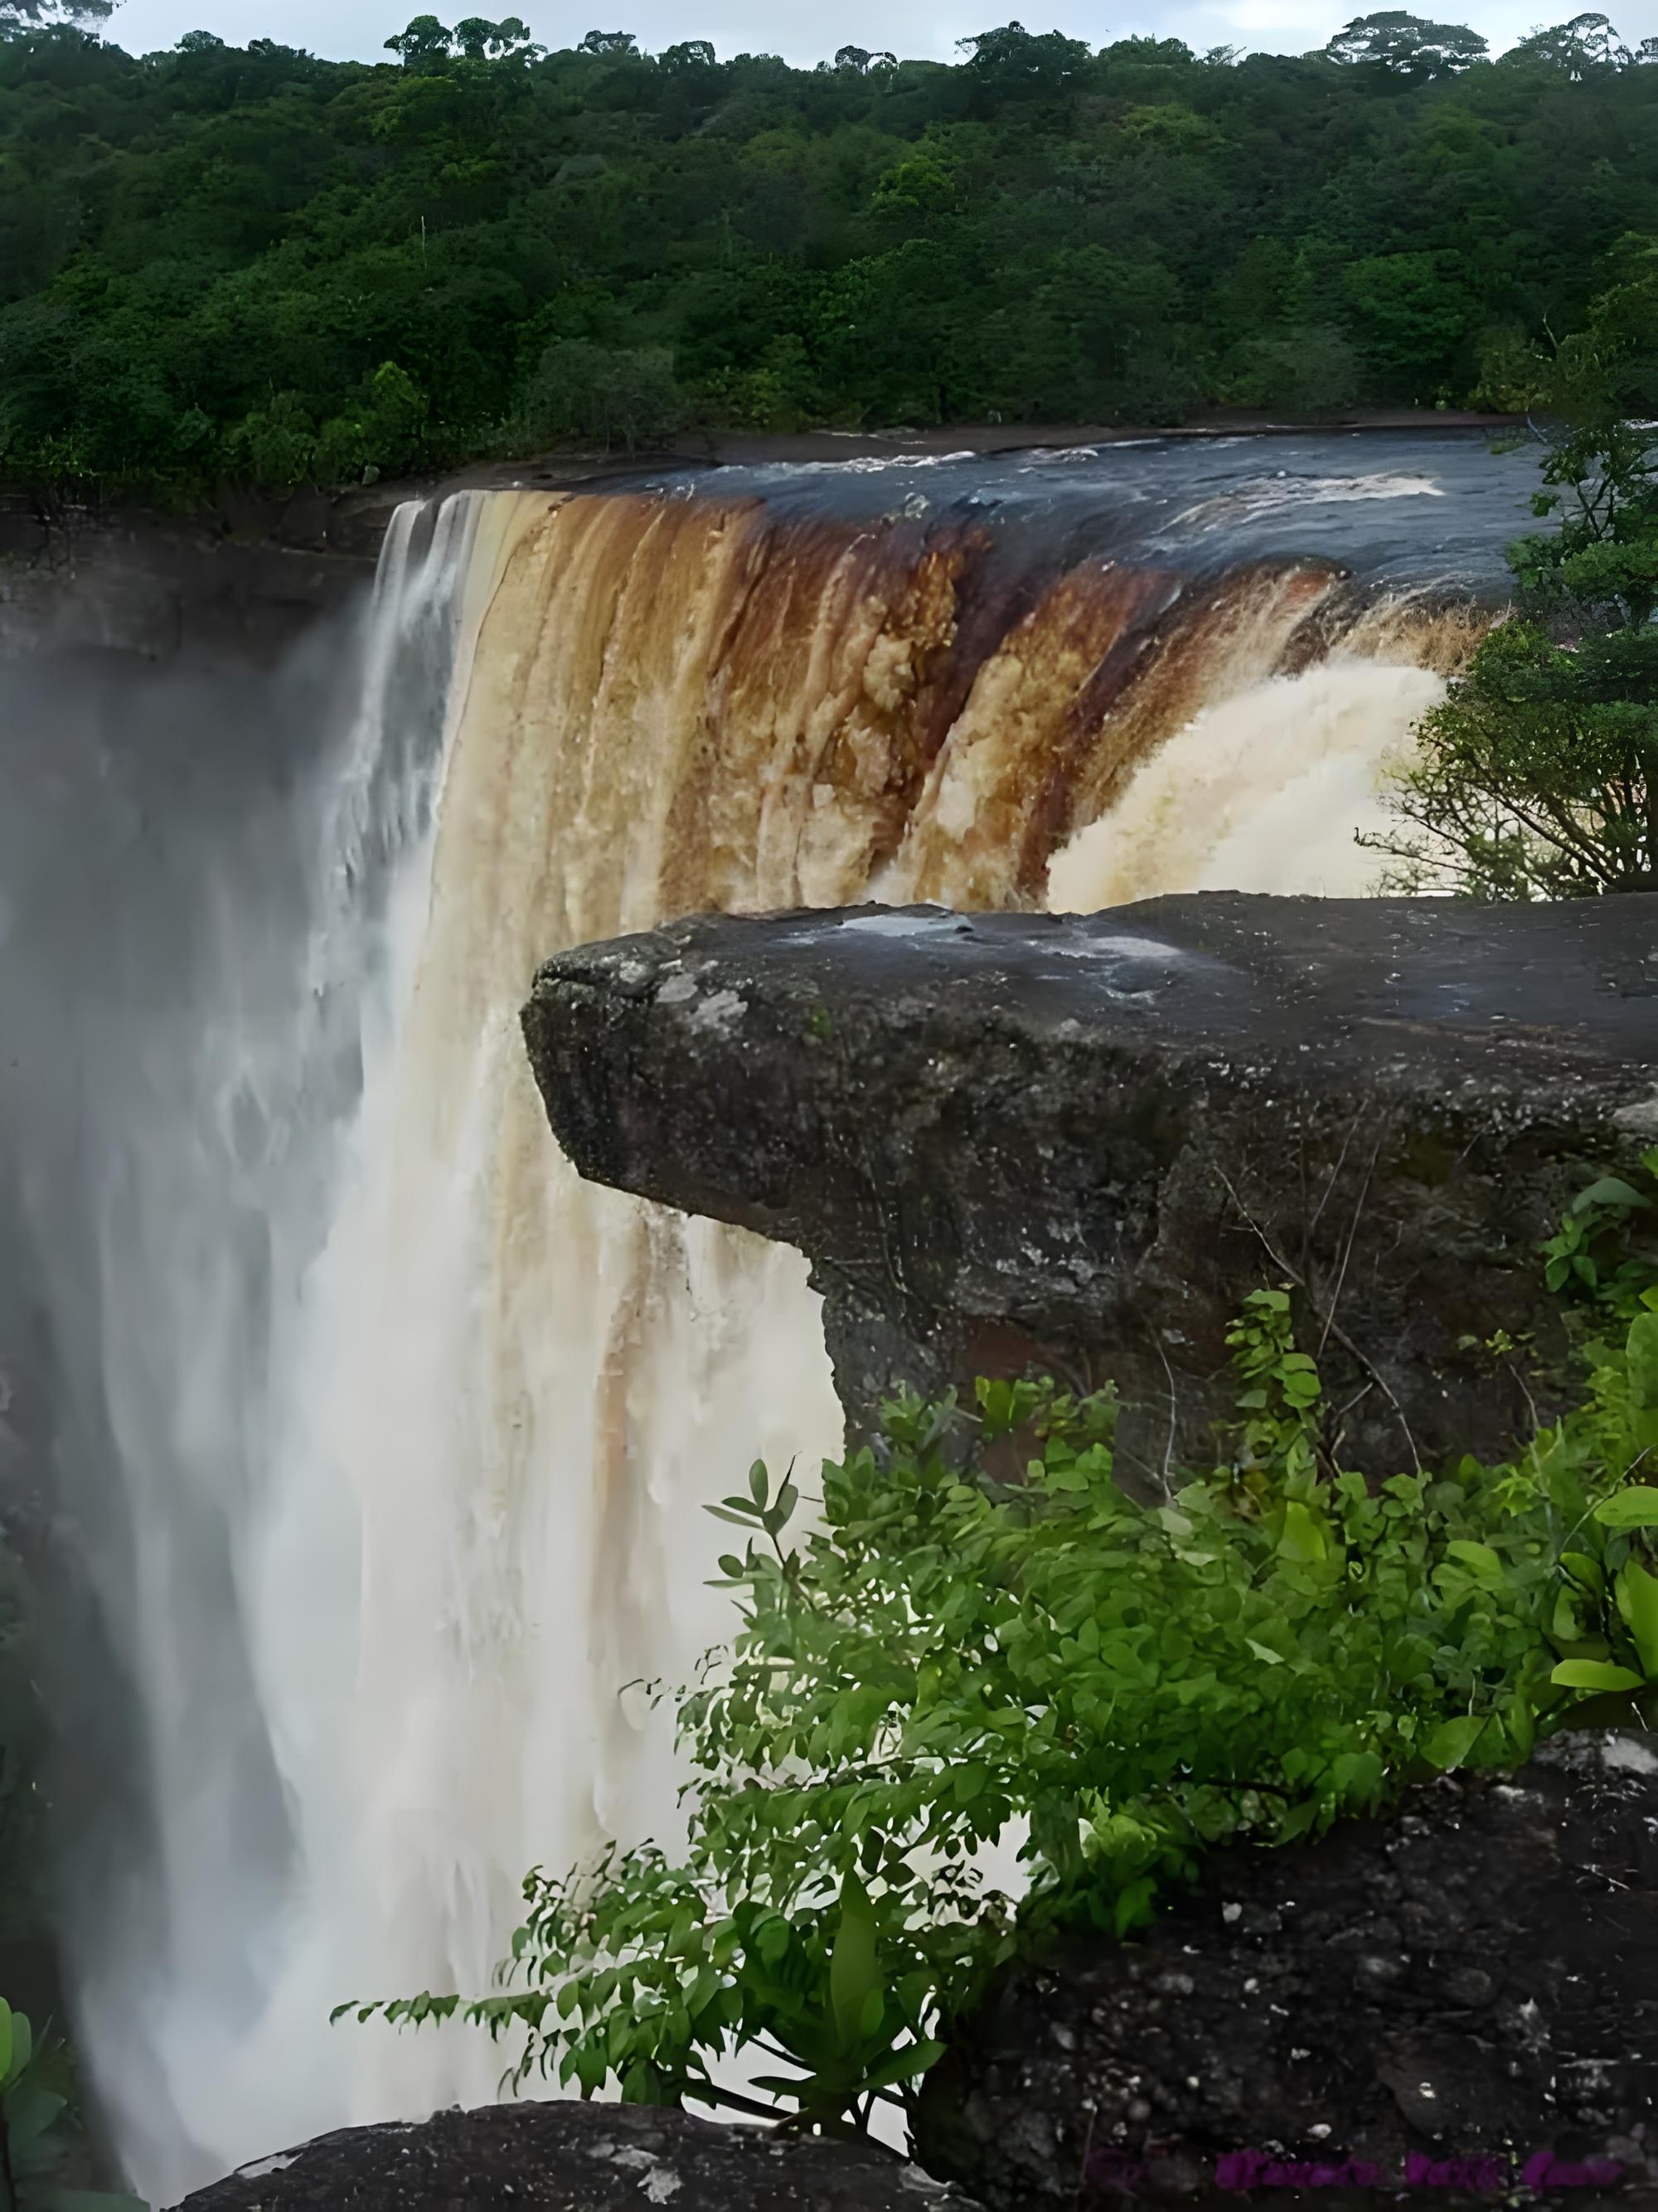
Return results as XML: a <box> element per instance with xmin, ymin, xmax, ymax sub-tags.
<box><xmin>17</xmin><ymin>442</ymin><xmax>1536</xmax><ymax>2200</ymax></box>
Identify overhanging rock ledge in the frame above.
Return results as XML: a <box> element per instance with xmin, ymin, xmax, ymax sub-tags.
<box><xmin>521</xmin><ymin>891</ymin><xmax>1658</xmax><ymax>1481</ymax></box>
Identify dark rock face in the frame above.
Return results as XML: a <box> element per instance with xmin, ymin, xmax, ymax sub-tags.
<box><xmin>911</xmin><ymin>1729</ymin><xmax>1658</xmax><ymax>2206</ymax></box>
<box><xmin>0</xmin><ymin>453</ymin><xmax>663</xmax><ymax>667</ymax></box>
<box><xmin>170</xmin><ymin>2098</ymin><xmax>984</xmax><ymax>2212</ymax></box>
<box><xmin>522</xmin><ymin>895</ymin><xmax>1658</xmax><ymax>1482</ymax></box>
<box><xmin>0</xmin><ymin>502</ymin><xmax>372</xmax><ymax>667</ymax></box>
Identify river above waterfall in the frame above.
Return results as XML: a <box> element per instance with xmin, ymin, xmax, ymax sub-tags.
<box><xmin>625</xmin><ymin>425</ymin><xmax>1542</xmax><ymax>587</ymax></box>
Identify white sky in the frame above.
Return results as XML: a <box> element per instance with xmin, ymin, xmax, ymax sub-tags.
<box><xmin>95</xmin><ymin>0</ymin><xmax>1658</xmax><ymax>76</ymax></box>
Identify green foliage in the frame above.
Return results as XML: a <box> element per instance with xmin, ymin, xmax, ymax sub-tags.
<box><xmin>1526</xmin><ymin>1149</ymin><xmax>1658</xmax><ymax>1709</ymax></box>
<box><xmin>1368</xmin><ymin>615</ymin><xmax>1658</xmax><ymax>895</ymax></box>
<box><xmin>0</xmin><ymin>0</ymin><xmax>108</xmax><ymax>36</ymax></box>
<box><xmin>4</xmin><ymin>15</ymin><xmax>1658</xmax><ymax>492</ymax></box>
<box><xmin>1372</xmin><ymin>242</ymin><xmax>1658</xmax><ymax>897</ymax></box>
<box><xmin>1505</xmin><ymin>10</ymin><xmax>1631</xmax><ymax>76</ymax></box>
<box><xmin>518</xmin><ymin>339</ymin><xmax>685</xmax><ymax>454</ymax></box>
<box><xmin>346</xmin><ymin>1215</ymin><xmax>1658</xmax><ymax>2130</ymax></box>
<box><xmin>221</xmin><ymin>362</ymin><xmax>433</xmax><ymax>492</ymax></box>
<box><xmin>1539</xmin><ymin>1147</ymin><xmax>1658</xmax><ymax>1314</ymax></box>
<box><xmin>1536</xmin><ymin>1337</ymin><xmax>1658</xmax><ymax>1701</ymax></box>
<box><xmin>1505</xmin><ymin>240</ymin><xmax>1658</xmax><ymax>626</ymax></box>
<box><xmin>0</xmin><ymin>2000</ymin><xmax>144</xmax><ymax>2212</ymax></box>
<box><xmin>1323</xmin><ymin>12</ymin><xmax>1490</xmax><ymax>74</ymax></box>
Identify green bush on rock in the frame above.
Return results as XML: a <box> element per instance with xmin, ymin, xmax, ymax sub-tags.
<box><xmin>344</xmin><ymin>1161</ymin><xmax>1658</xmax><ymax>2137</ymax></box>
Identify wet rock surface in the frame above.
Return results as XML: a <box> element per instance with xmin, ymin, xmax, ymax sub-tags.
<box><xmin>170</xmin><ymin>2097</ymin><xmax>984</xmax><ymax>2212</ymax></box>
<box><xmin>911</xmin><ymin>1729</ymin><xmax>1658</xmax><ymax>2208</ymax></box>
<box><xmin>522</xmin><ymin>894</ymin><xmax>1658</xmax><ymax>1478</ymax></box>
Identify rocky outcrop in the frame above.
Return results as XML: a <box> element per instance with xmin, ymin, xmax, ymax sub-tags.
<box><xmin>910</xmin><ymin>1729</ymin><xmax>1658</xmax><ymax>2206</ymax></box>
<box><xmin>170</xmin><ymin>2098</ymin><xmax>983</xmax><ymax>2212</ymax></box>
<box><xmin>521</xmin><ymin>895</ymin><xmax>1658</xmax><ymax>1482</ymax></box>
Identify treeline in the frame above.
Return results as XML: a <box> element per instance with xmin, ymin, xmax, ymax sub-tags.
<box><xmin>2</xmin><ymin>8</ymin><xmax>1658</xmax><ymax>494</ymax></box>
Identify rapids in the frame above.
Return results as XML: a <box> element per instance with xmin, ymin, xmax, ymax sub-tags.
<box><xmin>0</xmin><ymin>433</ymin><xmax>1539</xmax><ymax>2201</ymax></box>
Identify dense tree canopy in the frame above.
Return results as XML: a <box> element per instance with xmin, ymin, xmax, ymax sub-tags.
<box><xmin>2</xmin><ymin>9</ymin><xmax>1658</xmax><ymax>493</ymax></box>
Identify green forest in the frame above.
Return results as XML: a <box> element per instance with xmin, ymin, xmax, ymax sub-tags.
<box><xmin>2</xmin><ymin>6</ymin><xmax>1658</xmax><ymax>494</ymax></box>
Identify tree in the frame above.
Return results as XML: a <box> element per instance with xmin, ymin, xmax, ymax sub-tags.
<box><xmin>833</xmin><ymin>44</ymin><xmax>894</xmax><ymax>73</ymax></box>
<box><xmin>1372</xmin><ymin>245</ymin><xmax>1658</xmax><ymax>898</ymax></box>
<box><xmin>1503</xmin><ymin>12</ymin><xmax>1631</xmax><ymax>75</ymax></box>
<box><xmin>1498</xmin><ymin>235</ymin><xmax>1658</xmax><ymax>629</ymax></box>
<box><xmin>519</xmin><ymin>338</ymin><xmax>685</xmax><ymax>454</ymax></box>
<box><xmin>870</xmin><ymin>149</ymin><xmax>957</xmax><ymax>214</ymax></box>
<box><xmin>384</xmin><ymin>13</ymin><xmax>453</xmax><ymax>61</ymax></box>
<box><xmin>1229</xmin><ymin>325</ymin><xmax>1362</xmax><ymax>415</ymax></box>
<box><xmin>1103</xmin><ymin>34</ymin><xmax>1198</xmax><ymax>65</ymax></box>
<box><xmin>452</xmin><ymin>15</ymin><xmax>536</xmax><ymax>56</ymax></box>
<box><xmin>315</xmin><ymin>359</ymin><xmax>431</xmax><ymax>482</ymax></box>
<box><xmin>0</xmin><ymin>0</ymin><xmax>111</xmax><ymax>33</ymax></box>
<box><xmin>1368</xmin><ymin>618</ymin><xmax>1658</xmax><ymax>895</ymax></box>
<box><xmin>1323</xmin><ymin>12</ymin><xmax>1490</xmax><ymax>73</ymax></box>
<box><xmin>957</xmin><ymin>21</ymin><xmax>1093</xmax><ymax>95</ymax></box>
<box><xmin>5</xmin><ymin>4</ymin><xmax>1658</xmax><ymax>495</ymax></box>
<box><xmin>1341</xmin><ymin>250</ymin><xmax>1480</xmax><ymax>395</ymax></box>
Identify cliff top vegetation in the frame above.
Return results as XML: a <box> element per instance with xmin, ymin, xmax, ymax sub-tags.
<box><xmin>2</xmin><ymin>8</ymin><xmax>1658</xmax><ymax>495</ymax></box>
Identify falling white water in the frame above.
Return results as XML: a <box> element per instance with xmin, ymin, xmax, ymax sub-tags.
<box><xmin>62</xmin><ymin>491</ymin><xmax>499</xmax><ymax>2199</ymax></box>
<box><xmin>78</xmin><ymin>491</ymin><xmax>852</xmax><ymax>2205</ymax></box>
<box><xmin>1045</xmin><ymin>662</ymin><xmax>1446</xmax><ymax>910</ymax></box>
<box><xmin>48</xmin><ymin>478</ymin><xmax>1476</xmax><ymax>2206</ymax></box>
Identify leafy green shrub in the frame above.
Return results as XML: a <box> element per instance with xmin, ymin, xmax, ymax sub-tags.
<box><xmin>346</xmin><ymin>1206</ymin><xmax>1658</xmax><ymax>2135</ymax></box>
<box><xmin>0</xmin><ymin>1998</ymin><xmax>143</xmax><ymax>2211</ymax></box>
<box><xmin>1539</xmin><ymin>1153</ymin><xmax>1658</xmax><ymax>1319</ymax></box>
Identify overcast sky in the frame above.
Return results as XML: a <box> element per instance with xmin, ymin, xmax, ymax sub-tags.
<box><xmin>95</xmin><ymin>0</ymin><xmax>1658</xmax><ymax>80</ymax></box>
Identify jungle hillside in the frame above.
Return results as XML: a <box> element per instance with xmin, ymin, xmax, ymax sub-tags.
<box><xmin>2</xmin><ymin>8</ymin><xmax>1658</xmax><ymax>496</ymax></box>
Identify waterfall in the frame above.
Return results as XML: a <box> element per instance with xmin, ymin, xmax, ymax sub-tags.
<box><xmin>1045</xmin><ymin>662</ymin><xmax>1447</xmax><ymax>907</ymax></box>
<box><xmin>55</xmin><ymin>484</ymin><xmax>1479</xmax><ymax>2204</ymax></box>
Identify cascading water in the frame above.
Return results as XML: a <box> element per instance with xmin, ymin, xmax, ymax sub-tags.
<box><xmin>2</xmin><ymin>436</ymin><xmax>1539</xmax><ymax>2205</ymax></box>
<box><xmin>17</xmin><ymin>492</ymin><xmax>493</xmax><ymax>2195</ymax></box>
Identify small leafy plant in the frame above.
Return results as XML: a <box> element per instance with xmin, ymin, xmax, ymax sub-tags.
<box><xmin>0</xmin><ymin>1999</ymin><xmax>144</xmax><ymax>2212</ymax></box>
<box><xmin>1539</xmin><ymin>1147</ymin><xmax>1658</xmax><ymax>1319</ymax></box>
<box><xmin>345</xmin><ymin>1195</ymin><xmax>1658</xmax><ymax>2134</ymax></box>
